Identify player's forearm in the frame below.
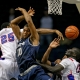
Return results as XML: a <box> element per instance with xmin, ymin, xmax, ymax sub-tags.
<box><xmin>36</xmin><ymin>28</ymin><xmax>56</xmax><ymax>35</ymax></box>
<box><xmin>22</xmin><ymin>9</ymin><xmax>32</xmax><ymax>23</ymax></box>
<box><xmin>41</xmin><ymin>46</ymin><xmax>52</xmax><ymax>64</ymax></box>
<box><xmin>10</xmin><ymin>15</ymin><xmax>24</xmax><ymax>24</ymax></box>
<box><xmin>40</xmin><ymin>63</ymin><xmax>54</xmax><ymax>73</ymax></box>
<box><xmin>22</xmin><ymin>9</ymin><xmax>39</xmax><ymax>40</ymax></box>
<box><xmin>40</xmin><ymin>63</ymin><xmax>63</xmax><ymax>73</ymax></box>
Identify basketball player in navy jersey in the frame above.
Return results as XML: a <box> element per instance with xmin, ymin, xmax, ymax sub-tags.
<box><xmin>10</xmin><ymin>7</ymin><xmax>53</xmax><ymax>80</ymax></box>
<box><xmin>10</xmin><ymin>7</ymin><xmax>64</xmax><ymax>80</ymax></box>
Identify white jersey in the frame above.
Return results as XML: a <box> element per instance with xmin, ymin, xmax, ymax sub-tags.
<box><xmin>60</xmin><ymin>58</ymin><xmax>80</xmax><ymax>80</ymax></box>
<box><xmin>0</xmin><ymin>28</ymin><xmax>18</xmax><ymax>61</ymax></box>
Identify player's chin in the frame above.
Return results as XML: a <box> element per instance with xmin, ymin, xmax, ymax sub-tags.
<box><xmin>23</xmin><ymin>35</ymin><xmax>28</xmax><ymax>39</ymax></box>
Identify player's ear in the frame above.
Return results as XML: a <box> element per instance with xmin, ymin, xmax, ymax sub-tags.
<box><xmin>73</xmin><ymin>53</ymin><xmax>76</xmax><ymax>57</ymax></box>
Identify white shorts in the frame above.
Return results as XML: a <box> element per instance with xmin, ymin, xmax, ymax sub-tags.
<box><xmin>0</xmin><ymin>59</ymin><xmax>20</xmax><ymax>80</ymax></box>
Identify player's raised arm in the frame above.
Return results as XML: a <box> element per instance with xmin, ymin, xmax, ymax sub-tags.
<box><xmin>11</xmin><ymin>7</ymin><xmax>35</xmax><ymax>25</ymax></box>
<box><xmin>41</xmin><ymin>38</ymin><xmax>60</xmax><ymax>65</ymax></box>
<box><xmin>11</xmin><ymin>15</ymin><xmax>24</xmax><ymax>25</ymax></box>
<box><xmin>36</xmin><ymin>28</ymin><xmax>64</xmax><ymax>40</ymax></box>
<box><xmin>15</xmin><ymin>7</ymin><xmax>39</xmax><ymax>45</ymax></box>
<box><xmin>10</xmin><ymin>7</ymin><xmax>35</xmax><ymax>40</ymax></box>
<box><xmin>10</xmin><ymin>23</ymin><xmax>21</xmax><ymax>40</ymax></box>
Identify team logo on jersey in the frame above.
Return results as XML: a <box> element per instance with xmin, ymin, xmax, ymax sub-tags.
<box><xmin>18</xmin><ymin>42</ymin><xmax>25</xmax><ymax>47</ymax></box>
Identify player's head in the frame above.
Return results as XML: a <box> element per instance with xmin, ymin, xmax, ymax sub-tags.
<box><xmin>65</xmin><ymin>47</ymin><xmax>80</xmax><ymax>60</ymax></box>
<box><xmin>22</xmin><ymin>24</ymin><xmax>31</xmax><ymax>39</ymax></box>
<box><xmin>1</xmin><ymin>22</ymin><xmax>10</xmax><ymax>29</ymax></box>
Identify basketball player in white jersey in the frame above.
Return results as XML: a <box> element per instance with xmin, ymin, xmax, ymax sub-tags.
<box><xmin>39</xmin><ymin>38</ymin><xmax>80</xmax><ymax>80</ymax></box>
<box><xmin>0</xmin><ymin>26</ymin><xmax>19</xmax><ymax>80</ymax></box>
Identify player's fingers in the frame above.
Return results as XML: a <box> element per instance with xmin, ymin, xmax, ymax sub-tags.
<box><xmin>30</xmin><ymin>6</ymin><xmax>31</xmax><ymax>9</ymax></box>
<box><xmin>15</xmin><ymin>8</ymin><xmax>18</xmax><ymax>10</ymax></box>
<box><xmin>62</xmin><ymin>35</ymin><xmax>64</xmax><ymax>40</ymax></box>
<box><xmin>31</xmin><ymin>8</ymin><xmax>34</xmax><ymax>10</ymax></box>
<box><xmin>55</xmin><ymin>37</ymin><xmax>60</xmax><ymax>42</ymax></box>
<box><xmin>15</xmin><ymin>7</ymin><xmax>20</xmax><ymax>10</ymax></box>
<box><xmin>53</xmin><ymin>38</ymin><xmax>57</xmax><ymax>42</ymax></box>
<box><xmin>51</xmin><ymin>38</ymin><xmax>56</xmax><ymax>44</ymax></box>
<box><xmin>56</xmin><ymin>37</ymin><xmax>60</xmax><ymax>42</ymax></box>
<box><xmin>58</xmin><ymin>36</ymin><xmax>61</xmax><ymax>41</ymax></box>
<box><xmin>29</xmin><ymin>6</ymin><xmax>31</xmax><ymax>10</ymax></box>
<box><xmin>55</xmin><ymin>37</ymin><xmax>60</xmax><ymax>43</ymax></box>
<box><xmin>60</xmin><ymin>33</ymin><xmax>64</xmax><ymax>40</ymax></box>
<box><xmin>58</xmin><ymin>36</ymin><xmax>61</xmax><ymax>40</ymax></box>
<box><xmin>33</xmin><ymin>9</ymin><xmax>35</xmax><ymax>12</ymax></box>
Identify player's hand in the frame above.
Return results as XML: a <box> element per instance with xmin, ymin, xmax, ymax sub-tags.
<box><xmin>49</xmin><ymin>38</ymin><xmax>60</xmax><ymax>48</ymax></box>
<box><xmin>55</xmin><ymin>30</ymin><xmax>64</xmax><ymax>40</ymax></box>
<box><xmin>28</xmin><ymin>7</ymin><xmax>35</xmax><ymax>16</ymax></box>
<box><xmin>54</xmin><ymin>59</ymin><xmax>61</xmax><ymax>64</ymax></box>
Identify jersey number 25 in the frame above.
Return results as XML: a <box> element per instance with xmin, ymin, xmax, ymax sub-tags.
<box><xmin>1</xmin><ymin>32</ymin><xmax>14</xmax><ymax>44</ymax></box>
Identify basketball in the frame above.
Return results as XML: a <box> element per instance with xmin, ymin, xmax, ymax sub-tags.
<box><xmin>65</xmin><ymin>25</ymin><xmax>79</xmax><ymax>40</ymax></box>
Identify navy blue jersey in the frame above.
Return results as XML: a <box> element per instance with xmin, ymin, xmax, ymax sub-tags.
<box><xmin>16</xmin><ymin>37</ymin><xmax>40</xmax><ymax>73</ymax></box>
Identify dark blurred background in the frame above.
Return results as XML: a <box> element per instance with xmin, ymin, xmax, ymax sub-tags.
<box><xmin>0</xmin><ymin>0</ymin><xmax>80</xmax><ymax>62</ymax></box>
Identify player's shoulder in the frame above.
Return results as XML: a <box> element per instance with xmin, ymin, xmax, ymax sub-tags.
<box><xmin>60</xmin><ymin>58</ymin><xmax>71</xmax><ymax>64</ymax></box>
<box><xmin>0</xmin><ymin>28</ymin><xmax>12</xmax><ymax>32</ymax></box>
<box><xmin>63</xmin><ymin>58</ymin><xmax>69</xmax><ymax>60</ymax></box>
<box><xmin>27</xmin><ymin>37</ymin><xmax>40</xmax><ymax>47</ymax></box>
<box><xmin>59</xmin><ymin>58</ymin><xmax>71</xmax><ymax>68</ymax></box>
<box><xmin>0</xmin><ymin>28</ymin><xmax>13</xmax><ymax>35</ymax></box>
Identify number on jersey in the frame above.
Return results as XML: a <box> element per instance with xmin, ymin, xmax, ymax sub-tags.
<box><xmin>76</xmin><ymin>64</ymin><xmax>80</xmax><ymax>73</ymax></box>
<box><xmin>17</xmin><ymin>47</ymin><xmax>22</xmax><ymax>57</ymax></box>
<box><xmin>1</xmin><ymin>32</ymin><xmax>14</xmax><ymax>44</ymax></box>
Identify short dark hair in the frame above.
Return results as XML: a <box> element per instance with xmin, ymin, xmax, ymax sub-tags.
<box><xmin>72</xmin><ymin>47</ymin><xmax>80</xmax><ymax>60</ymax></box>
<box><xmin>1</xmin><ymin>22</ymin><xmax>10</xmax><ymax>29</ymax></box>
<box><xmin>65</xmin><ymin>47</ymin><xmax>80</xmax><ymax>60</ymax></box>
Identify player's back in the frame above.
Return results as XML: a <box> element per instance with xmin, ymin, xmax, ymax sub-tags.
<box><xmin>60</xmin><ymin>58</ymin><xmax>80</xmax><ymax>80</ymax></box>
<box><xmin>0</xmin><ymin>28</ymin><xmax>18</xmax><ymax>61</ymax></box>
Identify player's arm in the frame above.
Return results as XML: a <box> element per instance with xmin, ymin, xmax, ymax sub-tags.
<box><xmin>36</xmin><ymin>28</ymin><xmax>64</xmax><ymax>40</ymax></box>
<box><xmin>10</xmin><ymin>7</ymin><xmax>35</xmax><ymax>40</ymax></box>
<box><xmin>39</xmin><ymin>58</ymin><xmax>69</xmax><ymax>73</ymax></box>
<box><xmin>41</xmin><ymin>38</ymin><xmax>60</xmax><ymax>65</ymax></box>
<box><xmin>39</xmin><ymin>63</ymin><xmax>64</xmax><ymax>73</ymax></box>
<box><xmin>10</xmin><ymin>15</ymin><xmax>24</xmax><ymax>24</ymax></box>
<box><xmin>10</xmin><ymin>15</ymin><xmax>24</xmax><ymax>40</ymax></box>
<box><xmin>10</xmin><ymin>23</ymin><xmax>21</xmax><ymax>40</ymax></box>
<box><xmin>11</xmin><ymin>7</ymin><xmax>35</xmax><ymax>25</ymax></box>
<box><xmin>15</xmin><ymin>7</ymin><xmax>39</xmax><ymax>45</ymax></box>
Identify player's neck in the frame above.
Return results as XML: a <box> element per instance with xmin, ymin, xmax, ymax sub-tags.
<box><xmin>68</xmin><ymin>57</ymin><xmax>76</xmax><ymax>60</ymax></box>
